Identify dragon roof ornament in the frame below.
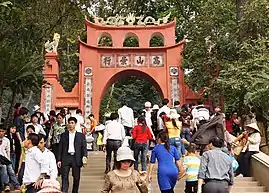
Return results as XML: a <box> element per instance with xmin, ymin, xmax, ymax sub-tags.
<box><xmin>91</xmin><ymin>12</ymin><xmax>171</xmax><ymax>26</ymax></box>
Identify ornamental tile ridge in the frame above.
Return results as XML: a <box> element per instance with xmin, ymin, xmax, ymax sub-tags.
<box><xmin>84</xmin><ymin>16</ymin><xmax>177</xmax><ymax>30</ymax></box>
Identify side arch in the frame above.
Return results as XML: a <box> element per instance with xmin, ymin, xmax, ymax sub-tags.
<box><xmin>123</xmin><ymin>32</ymin><xmax>139</xmax><ymax>47</ymax></box>
<box><xmin>98</xmin><ymin>32</ymin><xmax>113</xmax><ymax>46</ymax></box>
<box><xmin>149</xmin><ymin>32</ymin><xmax>165</xmax><ymax>47</ymax></box>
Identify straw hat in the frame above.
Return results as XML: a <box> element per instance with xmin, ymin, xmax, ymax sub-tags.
<box><xmin>144</xmin><ymin>101</ymin><xmax>151</xmax><ymax>108</ymax></box>
<box><xmin>116</xmin><ymin>146</ymin><xmax>135</xmax><ymax>162</ymax></box>
<box><xmin>152</xmin><ymin>104</ymin><xmax>159</xmax><ymax>110</ymax></box>
<box><xmin>246</xmin><ymin>122</ymin><xmax>260</xmax><ymax>133</ymax></box>
<box><xmin>37</xmin><ymin>179</ymin><xmax>61</xmax><ymax>193</ymax></box>
<box><xmin>169</xmin><ymin>109</ymin><xmax>180</xmax><ymax>119</ymax></box>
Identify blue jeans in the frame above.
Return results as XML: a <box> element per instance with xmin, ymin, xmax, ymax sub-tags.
<box><xmin>134</xmin><ymin>142</ymin><xmax>148</xmax><ymax>171</ymax></box>
<box><xmin>181</xmin><ymin>127</ymin><xmax>191</xmax><ymax>142</ymax></box>
<box><xmin>0</xmin><ymin>164</ymin><xmax>20</xmax><ymax>187</ymax></box>
<box><xmin>169</xmin><ymin>137</ymin><xmax>185</xmax><ymax>156</ymax></box>
<box><xmin>10</xmin><ymin>153</ymin><xmax>16</xmax><ymax>170</ymax></box>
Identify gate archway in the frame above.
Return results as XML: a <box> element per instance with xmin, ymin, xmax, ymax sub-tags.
<box><xmin>41</xmin><ymin>14</ymin><xmax>201</xmax><ymax>121</ymax></box>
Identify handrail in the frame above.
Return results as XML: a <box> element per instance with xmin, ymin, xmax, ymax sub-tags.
<box><xmin>251</xmin><ymin>152</ymin><xmax>269</xmax><ymax>191</ymax></box>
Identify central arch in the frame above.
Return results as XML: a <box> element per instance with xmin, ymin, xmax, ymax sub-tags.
<box><xmin>100</xmin><ymin>69</ymin><xmax>165</xmax><ymax>103</ymax></box>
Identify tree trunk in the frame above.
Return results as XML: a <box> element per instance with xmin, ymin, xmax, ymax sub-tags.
<box><xmin>25</xmin><ymin>90</ymin><xmax>33</xmax><ymax>108</ymax></box>
<box><xmin>5</xmin><ymin>90</ymin><xmax>17</xmax><ymax>125</ymax></box>
<box><xmin>106</xmin><ymin>84</ymin><xmax>115</xmax><ymax>110</ymax></box>
<box><xmin>0</xmin><ymin>86</ymin><xmax>4</xmax><ymax>123</ymax></box>
<box><xmin>236</xmin><ymin>0</ymin><xmax>248</xmax><ymax>40</ymax></box>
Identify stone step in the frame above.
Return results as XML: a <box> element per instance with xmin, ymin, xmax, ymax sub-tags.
<box><xmin>61</xmin><ymin>152</ymin><xmax>267</xmax><ymax>193</ymax></box>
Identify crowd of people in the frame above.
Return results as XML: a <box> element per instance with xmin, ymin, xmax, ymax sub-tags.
<box><xmin>0</xmin><ymin>104</ymin><xmax>89</xmax><ymax>193</ymax></box>
<box><xmin>100</xmin><ymin>98</ymin><xmax>261</xmax><ymax>193</ymax></box>
<box><xmin>0</xmin><ymin>99</ymin><xmax>262</xmax><ymax>193</ymax></box>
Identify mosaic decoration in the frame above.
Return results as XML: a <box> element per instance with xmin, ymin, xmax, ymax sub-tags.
<box><xmin>117</xmin><ymin>55</ymin><xmax>131</xmax><ymax>67</ymax></box>
<box><xmin>84</xmin><ymin>77</ymin><xmax>93</xmax><ymax>119</ymax></box>
<box><xmin>170</xmin><ymin>78</ymin><xmax>180</xmax><ymax>103</ymax></box>
<box><xmin>134</xmin><ymin>55</ymin><xmax>148</xmax><ymax>67</ymax></box>
<box><xmin>44</xmin><ymin>85</ymin><xmax>52</xmax><ymax>114</ymax></box>
<box><xmin>170</xmin><ymin>67</ymin><xmax>179</xmax><ymax>76</ymax></box>
<box><xmin>150</xmin><ymin>54</ymin><xmax>164</xmax><ymax>67</ymax></box>
<box><xmin>91</xmin><ymin>12</ymin><xmax>171</xmax><ymax>26</ymax></box>
<box><xmin>101</xmin><ymin>55</ymin><xmax>114</xmax><ymax>68</ymax></box>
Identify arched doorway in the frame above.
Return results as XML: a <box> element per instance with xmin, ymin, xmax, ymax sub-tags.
<box><xmin>99</xmin><ymin>70</ymin><xmax>164</xmax><ymax>122</ymax></box>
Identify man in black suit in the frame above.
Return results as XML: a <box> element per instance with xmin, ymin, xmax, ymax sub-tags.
<box><xmin>57</xmin><ymin>117</ymin><xmax>87</xmax><ymax>193</ymax></box>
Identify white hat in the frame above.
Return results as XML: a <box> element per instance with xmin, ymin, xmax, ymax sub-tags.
<box><xmin>246</xmin><ymin>122</ymin><xmax>260</xmax><ymax>132</ymax></box>
<box><xmin>144</xmin><ymin>101</ymin><xmax>151</xmax><ymax>108</ymax></box>
<box><xmin>33</xmin><ymin>105</ymin><xmax>40</xmax><ymax>112</ymax></box>
<box><xmin>116</xmin><ymin>146</ymin><xmax>135</xmax><ymax>162</ymax></box>
<box><xmin>37</xmin><ymin>179</ymin><xmax>61</xmax><ymax>193</ymax></box>
<box><xmin>169</xmin><ymin>109</ymin><xmax>180</xmax><ymax>119</ymax></box>
<box><xmin>152</xmin><ymin>104</ymin><xmax>159</xmax><ymax>110</ymax></box>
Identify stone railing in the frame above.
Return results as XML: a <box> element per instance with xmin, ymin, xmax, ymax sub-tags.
<box><xmin>251</xmin><ymin>152</ymin><xmax>269</xmax><ymax>191</ymax></box>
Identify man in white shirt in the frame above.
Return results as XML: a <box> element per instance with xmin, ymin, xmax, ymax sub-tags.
<box><xmin>157</xmin><ymin>98</ymin><xmax>171</xmax><ymax>117</ymax></box>
<box><xmin>38</xmin><ymin>134</ymin><xmax>58</xmax><ymax>180</ymax></box>
<box><xmin>192</xmin><ymin>100</ymin><xmax>210</xmax><ymax>130</ymax></box>
<box><xmin>0</xmin><ymin>126</ymin><xmax>20</xmax><ymax>191</ymax></box>
<box><xmin>24</xmin><ymin>114</ymin><xmax>46</xmax><ymax>137</ymax></box>
<box><xmin>103</xmin><ymin>113</ymin><xmax>125</xmax><ymax>174</ymax></box>
<box><xmin>73</xmin><ymin>109</ymin><xmax>86</xmax><ymax>133</ymax></box>
<box><xmin>23</xmin><ymin>133</ymin><xmax>49</xmax><ymax>193</ymax></box>
<box><xmin>118</xmin><ymin>103</ymin><xmax>134</xmax><ymax>136</ymax></box>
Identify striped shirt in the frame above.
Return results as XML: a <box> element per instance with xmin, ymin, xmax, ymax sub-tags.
<box><xmin>183</xmin><ymin>154</ymin><xmax>200</xmax><ymax>181</ymax></box>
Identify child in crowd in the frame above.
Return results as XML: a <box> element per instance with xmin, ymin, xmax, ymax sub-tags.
<box><xmin>183</xmin><ymin>143</ymin><xmax>200</xmax><ymax>193</ymax></box>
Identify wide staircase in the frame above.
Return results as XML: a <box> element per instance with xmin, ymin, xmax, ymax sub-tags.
<box><xmin>71</xmin><ymin>151</ymin><xmax>268</xmax><ymax>193</ymax></box>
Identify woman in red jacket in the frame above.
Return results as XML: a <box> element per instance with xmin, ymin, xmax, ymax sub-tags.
<box><xmin>133</xmin><ymin>116</ymin><xmax>153</xmax><ymax>171</ymax></box>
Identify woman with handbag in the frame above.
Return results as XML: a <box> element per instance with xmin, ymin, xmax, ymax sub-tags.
<box><xmin>236</xmin><ymin>123</ymin><xmax>261</xmax><ymax>177</ymax></box>
<box><xmin>48</xmin><ymin>113</ymin><xmax>66</xmax><ymax>158</ymax></box>
<box><xmin>101</xmin><ymin>146</ymin><xmax>148</xmax><ymax>193</ymax></box>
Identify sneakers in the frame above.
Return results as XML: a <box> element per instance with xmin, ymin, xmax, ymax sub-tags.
<box><xmin>236</xmin><ymin>174</ymin><xmax>244</xmax><ymax>178</ymax></box>
<box><xmin>4</xmin><ymin>185</ymin><xmax>10</xmax><ymax>192</ymax></box>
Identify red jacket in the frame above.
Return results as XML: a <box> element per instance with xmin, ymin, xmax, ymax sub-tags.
<box><xmin>133</xmin><ymin>124</ymin><xmax>153</xmax><ymax>143</ymax></box>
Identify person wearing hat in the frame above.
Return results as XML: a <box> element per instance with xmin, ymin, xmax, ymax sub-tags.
<box><xmin>37</xmin><ymin>179</ymin><xmax>61</xmax><ymax>193</ymax></box>
<box><xmin>236</xmin><ymin>123</ymin><xmax>261</xmax><ymax>177</ymax></box>
<box><xmin>164</xmin><ymin>109</ymin><xmax>184</xmax><ymax>156</ymax></box>
<box><xmin>33</xmin><ymin>105</ymin><xmax>47</xmax><ymax>126</ymax></box>
<box><xmin>101</xmin><ymin>146</ymin><xmax>148</xmax><ymax>193</ymax></box>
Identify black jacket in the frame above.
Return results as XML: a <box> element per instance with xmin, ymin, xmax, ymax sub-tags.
<box><xmin>57</xmin><ymin>130</ymin><xmax>87</xmax><ymax>167</ymax></box>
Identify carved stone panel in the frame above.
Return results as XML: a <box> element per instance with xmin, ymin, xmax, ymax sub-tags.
<box><xmin>101</xmin><ymin>55</ymin><xmax>114</xmax><ymax>68</ymax></box>
<box><xmin>84</xmin><ymin>78</ymin><xmax>92</xmax><ymax>119</ymax></box>
<box><xmin>117</xmin><ymin>55</ymin><xmax>131</xmax><ymax>67</ymax></box>
<box><xmin>170</xmin><ymin>78</ymin><xmax>180</xmax><ymax>103</ymax></box>
<box><xmin>44</xmin><ymin>85</ymin><xmax>52</xmax><ymax>114</ymax></box>
<box><xmin>150</xmin><ymin>54</ymin><xmax>164</xmax><ymax>67</ymax></box>
<box><xmin>134</xmin><ymin>55</ymin><xmax>148</xmax><ymax>67</ymax></box>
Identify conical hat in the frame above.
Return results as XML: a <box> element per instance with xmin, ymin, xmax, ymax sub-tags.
<box><xmin>246</xmin><ymin>123</ymin><xmax>260</xmax><ymax>132</ymax></box>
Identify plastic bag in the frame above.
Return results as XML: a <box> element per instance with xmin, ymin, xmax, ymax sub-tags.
<box><xmin>86</xmin><ymin>134</ymin><xmax>94</xmax><ymax>143</ymax></box>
